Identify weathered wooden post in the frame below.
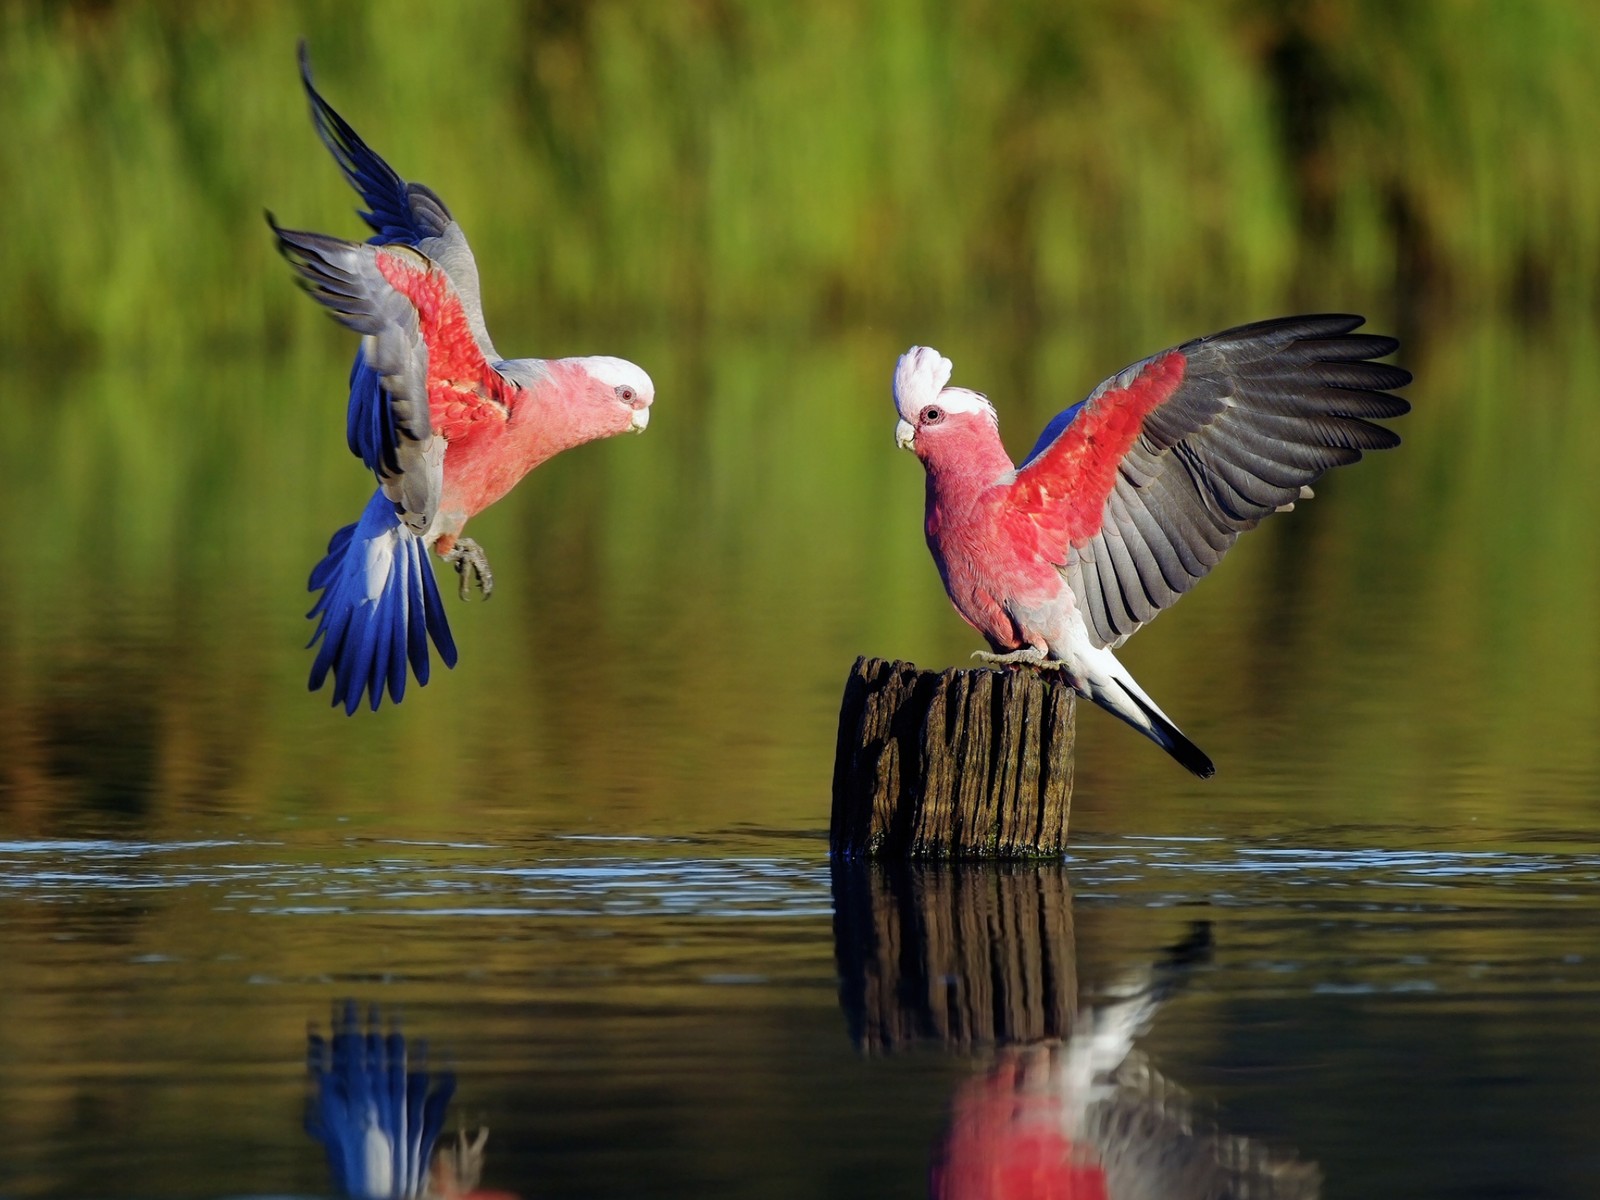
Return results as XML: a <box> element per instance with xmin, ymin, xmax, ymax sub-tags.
<box><xmin>830</xmin><ymin>656</ymin><xmax>1075</xmax><ymax>859</ymax></box>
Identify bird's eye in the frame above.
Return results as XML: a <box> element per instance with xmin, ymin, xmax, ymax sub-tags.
<box><xmin>617</xmin><ymin>385</ymin><xmax>636</xmax><ymax>403</ymax></box>
<box><xmin>921</xmin><ymin>406</ymin><xmax>943</xmax><ymax>424</ymax></box>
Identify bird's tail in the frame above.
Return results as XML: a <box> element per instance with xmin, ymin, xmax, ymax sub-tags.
<box><xmin>308</xmin><ymin>489</ymin><xmax>457</xmax><ymax>713</ymax></box>
<box><xmin>1085</xmin><ymin>656</ymin><xmax>1215</xmax><ymax>779</ymax></box>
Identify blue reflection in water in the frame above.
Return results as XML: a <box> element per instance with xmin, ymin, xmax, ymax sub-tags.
<box><xmin>307</xmin><ymin>1001</ymin><xmax>509</xmax><ymax>1200</ymax></box>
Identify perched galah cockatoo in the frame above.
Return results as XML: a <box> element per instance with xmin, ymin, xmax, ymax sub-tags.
<box><xmin>270</xmin><ymin>46</ymin><xmax>653</xmax><ymax>713</ymax></box>
<box><xmin>893</xmin><ymin>317</ymin><xmax>1410</xmax><ymax>777</ymax></box>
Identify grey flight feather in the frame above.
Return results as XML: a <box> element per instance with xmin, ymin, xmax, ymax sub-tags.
<box><xmin>1063</xmin><ymin>314</ymin><xmax>1411</xmax><ymax>649</ymax></box>
<box><xmin>267</xmin><ymin>215</ymin><xmax>442</xmax><ymax>532</ymax></box>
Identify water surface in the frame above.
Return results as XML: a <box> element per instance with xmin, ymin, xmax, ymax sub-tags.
<box><xmin>3</xmin><ymin>821</ymin><xmax>1598</xmax><ymax>1198</ymax></box>
<box><xmin>5</xmin><ymin>315</ymin><xmax>1600</xmax><ymax>1197</ymax></box>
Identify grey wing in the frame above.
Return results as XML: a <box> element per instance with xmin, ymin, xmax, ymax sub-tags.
<box><xmin>1065</xmin><ymin>315</ymin><xmax>1411</xmax><ymax>649</ymax></box>
<box><xmin>269</xmin><ymin>217</ymin><xmax>442</xmax><ymax>534</ymax></box>
<box><xmin>298</xmin><ymin>42</ymin><xmax>499</xmax><ymax>363</ymax></box>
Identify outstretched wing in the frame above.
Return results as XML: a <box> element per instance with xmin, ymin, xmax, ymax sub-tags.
<box><xmin>1011</xmin><ymin>315</ymin><xmax>1411</xmax><ymax>648</ymax></box>
<box><xmin>298</xmin><ymin>43</ymin><xmax>498</xmax><ymax>357</ymax></box>
<box><xmin>298</xmin><ymin>42</ymin><xmax>450</xmax><ymax>247</ymax></box>
<box><xmin>270</xmin><ymin>218</ymin><xmax>517</xmax><ymax>532</ymax></box>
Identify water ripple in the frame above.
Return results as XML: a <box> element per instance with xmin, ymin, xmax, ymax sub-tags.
<box><xmin>5</xmin><ymin>835</ymin><xmax>1599</xmax><ymax>921</ymax></box>
<box><xmin>0</xmin><ymin>838</ymin><xmax>832</xmax><ymax>918</ymax></box>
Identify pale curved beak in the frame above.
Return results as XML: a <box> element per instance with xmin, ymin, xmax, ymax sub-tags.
<box><xmin>895</xmin><ymin>418</ymin><xmax>916</xmax><ymax>450</ymax></box>
<box><xmin>630</xmin><ymin>406</ymin><xmax>651</xmax><ymax>432</ymax></box>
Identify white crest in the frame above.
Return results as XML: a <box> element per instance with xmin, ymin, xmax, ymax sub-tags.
<box><xmin>893</xmin><ymin>346</ymin><xmax>952</xmax><ymax>420</ymax></box>
<box><xmin>893</xmin><ymin>346</ymin><xmax>997</xmax><ymax>428</ymax></box>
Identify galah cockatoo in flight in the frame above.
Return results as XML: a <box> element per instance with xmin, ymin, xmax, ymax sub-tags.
<box><xmin>893</xmin><ymin>317</ymin><xmax>1410</xmax><ymax>777</ymax></box>
<box><xmin>270</xmin><ymin>46</ymin><xmax>653</xmax><ymax>713</ymax></box>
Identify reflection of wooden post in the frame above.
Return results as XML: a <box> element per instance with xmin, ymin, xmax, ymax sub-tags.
<box><xmin>832</xmin><ymin>861</ymin><xmax>1076</xmax><ymax>1051</ymax></box>
<box><xmin>830</xmin><ymin>657</ymin><xmax>1074</xmax><ymax>860</ymax></box>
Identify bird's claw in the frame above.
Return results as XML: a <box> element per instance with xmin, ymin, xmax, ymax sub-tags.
<box><xmin>972</xmin><ymin>648</ymin><xmax>1060</xmax><ymax>669</ymax></box>
<box><xmin>433</xmin><ymin>1126</ymin><xmax>490</xmax><ymax>1195</ymax></box>
<box><xmin>444</xmin><ymin>538</ymin><xmax>494</xmax><ymax>601</ymax></box>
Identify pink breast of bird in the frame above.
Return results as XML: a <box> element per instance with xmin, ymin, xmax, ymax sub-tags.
<box><xmin>931</xmin><ymin>350</ymin><xmax>1189</xmax><ymax>651</ymax></box>
<box><xmin>372</xmin><ymin>248</ymin><xmax>564</xmax><ymax>535</ymax></box>
<box><xmin>927</xmin><ymin>485</ymin><xmax>1049</xmax><ymax>651</ymax></box>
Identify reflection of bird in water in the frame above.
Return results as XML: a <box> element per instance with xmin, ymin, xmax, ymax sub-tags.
<box><xmin>932</xmin><ymin>923</ymin><xmax>1321</xmax><ymax>1200</ymax></box>
<box><xmin>306</xmin><ymin>1001</ymin><xmax>514</xmax><ymax>1200</ymax></box>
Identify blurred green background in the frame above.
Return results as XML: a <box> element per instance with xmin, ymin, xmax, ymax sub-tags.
<box><xmin>1</xmin><ymin>0</ymin><xmax>1597</xmax><ymax>839</ymax></box>
<box><xmin>5</xmin><ymin>4</ymin><xmax>1600</xmax><ymax>1197</ymax></box>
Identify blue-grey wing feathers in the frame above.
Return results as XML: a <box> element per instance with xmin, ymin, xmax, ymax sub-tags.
<box><xmin>1063</xmin><ymin>314</ymin><xmax>1411</xmax><ymax>649</ymax></box>
<box><xmin>298</xmin><ymin>42</ymin><xmax>453</xmax><ymax>247</ymax></box>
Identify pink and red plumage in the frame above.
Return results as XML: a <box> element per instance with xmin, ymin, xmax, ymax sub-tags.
<box><xmin>894</xmin><ymin>318</ymin><xmax>1410</xmax><ymax>777</ymax></box>
<box><xmin>271</xmin><ymin>46</ymin><xmax>653</xmax><ymax>712</ymax></box>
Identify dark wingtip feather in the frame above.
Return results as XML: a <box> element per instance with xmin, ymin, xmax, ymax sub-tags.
<box><xmin>1202</xmin><ymin>313</ymin><xmax>1365</xmax><ymax>350</ymax></box>
<box><xmin>1148</xmin><ymin>713</ymin><xmax>1215</xmax><ymax>778</ymax></box>
<box><xmin>1121</xmin><ymin>685</ymin><xmax>1217</xmax><ymax>778</ymax></box>
<box><xmin>293</xmin><ymin>41</ymin><xmax>448</xmax><ymax>246</ymax></box>
<box><xmin>298</xmin><ymin>41</ymin><xmax>339</xmax><ymax>135</ymax></box>
<box><xmin>1171</xmin><ymin>734</ymin><xmax>1216</xmax><ymax>780</ymax></box>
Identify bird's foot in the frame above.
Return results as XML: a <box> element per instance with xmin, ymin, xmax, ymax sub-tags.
<box><xmin>432</xmin><ymin>1126</ymin><xmax>489</xmax><ymax>1195</ymax></box>
<box><xmin>971</xmin><ymin>647</ymin><xmax>1060</xmax><ymax>669</ymax></box>
<box><xmin>443</xmin><ymin>538</ymin><xmax>494</xmax><ymax>600</ymax></box>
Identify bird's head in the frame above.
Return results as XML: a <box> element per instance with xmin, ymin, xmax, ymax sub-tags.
<box><xmin>575</xmin><ymin>355</ymin><xmax>655</xmax><ymax>435</ymax></box>
<box><xmin>892</xmin><ymin>346</ymin><xmax>1002</xmax><ymax>468</ymax></box>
